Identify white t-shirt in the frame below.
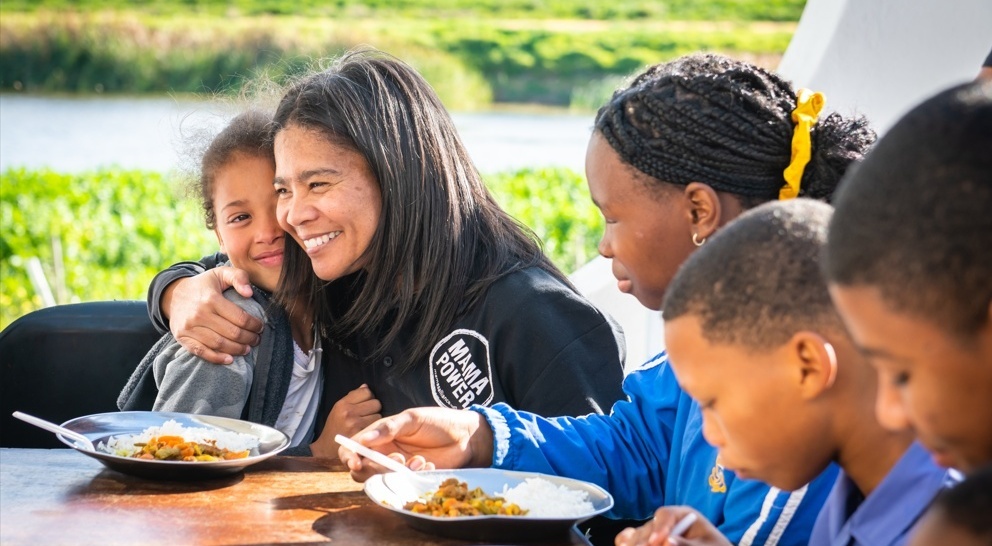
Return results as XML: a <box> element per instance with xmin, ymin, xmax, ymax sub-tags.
<box><xmin>274</xmin><ymin>332</ymin><xmax>323</xmax><ymax>447</ymax></box>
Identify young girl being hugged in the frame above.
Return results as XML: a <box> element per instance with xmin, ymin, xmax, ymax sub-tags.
<box><xmin>119</xmin><ymin>110</ymin><xmax>334</xmax><ymax>454</ymax></box>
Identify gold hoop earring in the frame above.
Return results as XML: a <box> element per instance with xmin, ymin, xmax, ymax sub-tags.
<box><xmin>692</xmin><ymin>233</ymin><xmax>706</xmax><ymax>247</ymax></box>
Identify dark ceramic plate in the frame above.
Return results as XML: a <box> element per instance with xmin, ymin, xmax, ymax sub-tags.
<box><xmin>364</xmin><ymin>468</ymin><xmax>614</xmax><ymax>542</ymax></box>
<box><xmin>57</xmin><ymin>411</ymin><xmax>289</xmax><ymax>480</ymax></box>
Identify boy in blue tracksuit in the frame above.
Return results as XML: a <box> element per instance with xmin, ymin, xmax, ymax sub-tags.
<box><xmin>474</xmin><ymin>354</ymin><xmax>837</xmax><ymax>543</ymax></box>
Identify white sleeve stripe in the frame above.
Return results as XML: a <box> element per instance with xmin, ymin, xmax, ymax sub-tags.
<box><xmin>739</xmin><ymin>488</ymin><xmax>778</xmax><ymax>546</ymax></box>
<box><xmin>766</xmin><ymin>484</ymin><xmax>808</xmax><ymax>546</ymax></box>
<box><xmin>738</xmin><ymin>485</ymin><xmax>808</xmax><ymax>546</ymax></box>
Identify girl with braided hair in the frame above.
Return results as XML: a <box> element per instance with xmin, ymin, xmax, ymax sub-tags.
<box><xmin>589</xmin><ymin>53</ymin><xmax>873</xmax><ymax>310</ymax></box>
<box><xmin>339</xmin><ymin>53</ymin><xmax>876</xmax><ymax>546</ymax></box>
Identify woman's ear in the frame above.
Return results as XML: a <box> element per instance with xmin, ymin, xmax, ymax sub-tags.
<box><xmin>683</xmin><ymin>182</ymin><xmax>722</xmax><ymax>241</ymax></box>
<box><xmin>789</xmin><ymin>331</ymin><xmax>839</xmax><ymax>400</ymax></box>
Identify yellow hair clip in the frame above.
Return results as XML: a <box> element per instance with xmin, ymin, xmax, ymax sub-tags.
<box><xmin>781</xmin><ymin>88</ymin><xmax>825</xmax><ymax>200</ymax></box>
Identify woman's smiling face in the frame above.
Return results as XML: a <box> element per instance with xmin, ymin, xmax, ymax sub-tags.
<box><xmin>274</xmin><ymin>124</ymin><xmax>382</xmax><ymax>282</ymax></box>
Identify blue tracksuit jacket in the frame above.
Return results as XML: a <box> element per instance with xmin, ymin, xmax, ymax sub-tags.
<box><xmin>471</xmin><ymin>352</ymin><xmax>838</xmax><ymax>546</ymax></box>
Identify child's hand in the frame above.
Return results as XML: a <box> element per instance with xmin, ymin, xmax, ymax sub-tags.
<box><xmin>615</xmin><ymin>507</ymin><xmax>729</xmax><ymax>546</ymax></box>
<box><xmin>311</xmin><ymin>385</ymin><xmax>382</xmax><ymax>458</ymax></box>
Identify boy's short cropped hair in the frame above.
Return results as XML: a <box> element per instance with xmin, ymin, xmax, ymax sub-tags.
<box><xmin>662</xmin><ymin>198</ymin><xmax>843</xmax><ymax>349</ymax></box>
<box><xmin>824</xmin><ymin>80</ymin><xmax>992</xmax><ymax>336</ymax></box>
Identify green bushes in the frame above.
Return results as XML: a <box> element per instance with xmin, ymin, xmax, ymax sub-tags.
<box><xmin>0</xmin><ymin>168</ymin><xmax>217</xmax><ymax>329</ymax></box>
<box><xmin>486</xmin><ymin>168</ymin><xmax>603</xmax><ymax>274</ymax></box>
<box><xmin>0</xmin><ymin>11</ymin><xmax>795</xmax><ymax>107</ymax></box>
<box><xmin>0</xmin><ymin>13</ymin><xmax>494</xmax><ymax>109</ymax></box>
<box><xmin>1</xmin><ymin>0</ymin><xmax>806</xmax><ymax>21</ymax></box>
<box><xmin>0</xmin><ymin>166</ymin><xmax>602</xmax><ymax>329</ymax></box>
<box><xmin>420</xmin><ymin>22</ymin><xmax>792</xmax><ymax>104</ymax></box>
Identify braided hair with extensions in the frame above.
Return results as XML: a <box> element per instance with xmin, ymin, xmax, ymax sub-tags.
<box><xmin>596</xmin><ymin>54</ymin><xmax>876</xmax><ymax>208</ymax></box>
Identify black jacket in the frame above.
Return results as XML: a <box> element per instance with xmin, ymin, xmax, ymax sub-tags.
<box><xmin>148</xmin><ymin>257</ymin><xmax>626</xmax><ymax>420</ymax></box>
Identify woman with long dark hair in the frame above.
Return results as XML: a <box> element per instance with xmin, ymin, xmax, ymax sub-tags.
<box><xmin>145</xmin><ymin>48</ymin><xmax>626</xmax><ymax>457</ymax></box>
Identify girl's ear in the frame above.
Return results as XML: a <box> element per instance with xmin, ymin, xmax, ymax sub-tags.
<box><xmin>682</xmin><ymin>182</ymin><xmax>722</xmax><ymax>242</ymax></box>
<box><xmin>789</xmin><ymin>331</ymin><xmax>839</xmax><ymax>400</ymax></box>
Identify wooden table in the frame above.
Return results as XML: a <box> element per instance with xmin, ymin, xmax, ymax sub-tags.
<box><xmin>0</xmin><ymin>449</ymin><xmax>593</xmax><ymax>545</ymax></box>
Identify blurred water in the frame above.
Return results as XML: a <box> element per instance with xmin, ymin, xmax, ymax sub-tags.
<box><xmin>0</xmin><ymin>94</ymin><xmax>594</xmax><ymax>174</ymax></box>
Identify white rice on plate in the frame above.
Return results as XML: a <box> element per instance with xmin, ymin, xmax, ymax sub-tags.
<box><xmin>501</xmin><ymin>477</ymin><xmax>595</xmax><ymax>517</ymax></box>
<box><xmin>100</xmin><ymin>419</ymin><xmax>260</xmax><ymax>458</ymax></box>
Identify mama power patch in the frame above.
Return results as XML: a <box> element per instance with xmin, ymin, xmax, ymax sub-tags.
<box><xmin>429</xmin><ymin>329</ymin><xmax>494</xmax><ymax>408</ymax></box>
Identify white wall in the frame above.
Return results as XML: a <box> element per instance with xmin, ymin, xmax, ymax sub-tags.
<box><xmin>778</xmin><ymin>0</ymin><xmax>992</xmax><ymax>134</ymax></box>
<box><xmin>572</xmin><ymin>0</ymin><xmax>992</xmax><ymax>370</ymax></box>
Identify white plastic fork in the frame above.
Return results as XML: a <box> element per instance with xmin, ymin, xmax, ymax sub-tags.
<box><xmin>335</xmin><ymin>433</ymin><xmax>438</xmax><ymax>488</ymax></box>
<box><xmin>13</xmin><ymin>411</ymin><xmax>95</xmax><ymax>451</ymax></box>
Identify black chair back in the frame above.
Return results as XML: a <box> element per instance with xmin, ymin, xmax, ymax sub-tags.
<box><xmin>0</xmin><ymin>301</ymin><xmax>160</xmax><ymax>448</ymax></box>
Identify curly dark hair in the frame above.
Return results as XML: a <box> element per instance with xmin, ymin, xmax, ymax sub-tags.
<box><xmin>595</xmin><ymin>53</ymin><xmax>876</xmax><ymax>208</ymax></box>
<box><xmin>198</xmin><ymin>109</ymin><xmax>275</xmax><ymax>229</ymax></box>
